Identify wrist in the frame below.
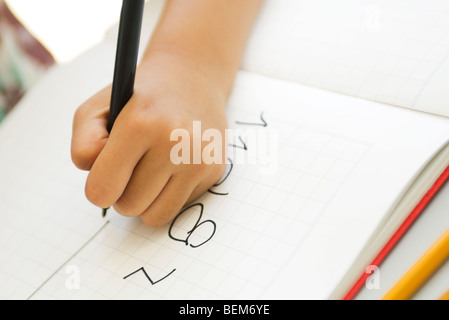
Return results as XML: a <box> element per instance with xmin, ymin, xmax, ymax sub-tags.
<box><xmin>140</xmin><ymin>38</ymin><xmax>238</xmax><ymax>100</ymax></box>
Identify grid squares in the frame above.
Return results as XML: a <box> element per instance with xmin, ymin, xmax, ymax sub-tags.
<box><xmin>243</xmin><ymin>0</ymin><xmax>449</xmax><ymax>117</ymax></box>
<box><xmin>21</xmin><ymin>110</ymin><xmax>370</xmax><ymax>300</ymax></box>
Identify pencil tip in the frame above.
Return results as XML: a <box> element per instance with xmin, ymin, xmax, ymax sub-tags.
<box><xmin>102</xmin><ymin>207</ymin><xmax>109</xmax><ymax>218</ymax></box>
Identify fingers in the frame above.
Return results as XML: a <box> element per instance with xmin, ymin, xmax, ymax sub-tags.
<box><xmin>72</xmin><ymin>86</ymin><xmax>227</xmax><ymax>228</ymax></box>
<box><xmin>138</xmin><ymin>164</ymin><xmax>224</xmax><ymax>228</ymax></box>
<box><xmin>84</xmin><ymin>114</ymin><xmax>151</xmax><ymax>209</ymax></box>
<box><xmin>139</xmin><ymin>173</ymin><xmax>198</xmax><ymax>228</ymax></box>
<box><xmin>113</xmin><ymin>151</ymin><xmax>173</xmax><ymax>217</ymax></box>
<box><xmin>71</xmin><ymin>86</ymin><xmax>111</xmax><ymax>170</ymax></box>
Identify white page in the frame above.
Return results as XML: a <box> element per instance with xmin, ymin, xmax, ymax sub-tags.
<box><xmin>1</xmin><ymin>39</ymin><xmax>449</xmax><ymax>299</ymax></box>
<box><xmin>239</xmin><ymin>0</ymin><xmax>449</xmax><ymax>118</ymax></box>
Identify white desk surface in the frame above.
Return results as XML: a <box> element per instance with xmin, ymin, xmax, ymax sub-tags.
<box><xmin>355</xmin><ymin>178</ymin><xmax>449</xmax><ymax>300</ymax></box>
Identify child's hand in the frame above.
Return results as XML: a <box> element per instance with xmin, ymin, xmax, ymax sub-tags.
<box><xmin>71</xmin><ymin>49</ymin><xmax>227</xmax><ymax>227</ymax></box>
<box><xmin>71</xmin><ymin>0</ymin><xmax>263</xmax><ymax>227</ymax></box>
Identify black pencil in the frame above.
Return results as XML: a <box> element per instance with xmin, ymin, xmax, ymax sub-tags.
<box><xmin>103</xmin><ymin>0</ymin><xmax>145</xmax><ymax>218</ymax></box>
<box><xmin>107</xmin><ymin>0</ymin><xmax>145</xmax><ymax>133</ymax></box>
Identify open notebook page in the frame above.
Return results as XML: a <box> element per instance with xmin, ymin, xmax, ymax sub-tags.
<box><xmin>1</xmin><ymin>38</ymin><xmax>449</xmax><ymax>299</ymax></box>
<box><xmin>240</xmin><ymin>0</ymin><xmax>449</xmax><ymax>118</ymax></box>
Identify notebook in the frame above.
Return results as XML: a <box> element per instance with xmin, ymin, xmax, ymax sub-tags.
<box><xmin>1</xmin><ymin>0</ymin><xmax>449</xmax><ymax>300</ymax></box>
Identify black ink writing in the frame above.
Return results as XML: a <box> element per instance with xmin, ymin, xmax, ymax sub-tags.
<box><xmin>208</xmin><ymin>158</ymin><xmax>234</xmax><ymax>196</ymax></box>
<box><xmin>168</xmin><ymin>203</ymin><xmax>217</xmax><ymax>248</ymax></box>
<box><xmin>229</xmin><ymin>136</ymin><xmax>247</xmax><ymax>150</ymax></box>
<box><xmin>123</xmin><ymin>111</ymin><xmax>268</xmax><ymax>286</ymax></box>
<box><xmin>123</xmin><ymin>267</ymin><xmax>176</xmax><ymax>285</ymax></box>
<box><xmin>235</xmin><ymin>111</ymin><xmax>267</xmax><ymax>127</ymax></box>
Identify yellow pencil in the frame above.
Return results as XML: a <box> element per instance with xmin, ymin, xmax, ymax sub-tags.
<box><xmin>439</xmin><ymin>289</ymin><xmax>449</xmax><ymax>300</ymax></box>
<box><xmin>382</xmin><ymin>227</ymin><xmax>449</xmax><ymax>300</ymax></box>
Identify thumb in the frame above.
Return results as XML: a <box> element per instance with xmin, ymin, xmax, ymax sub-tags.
<box><xmin>71</xmin><ymin>85</ymin><xmax>111</xmax><ymax>171</ymax></box>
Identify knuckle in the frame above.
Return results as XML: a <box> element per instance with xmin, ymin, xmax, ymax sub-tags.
<box><xmin>212</xmin><ymin>162</ymin><xmax>227</xmax><ymax>184</ymax></box>
<box><xmin>201</xmin><ymin>164</ymin><xmax>227</xmax><ymax>191</ymax></box>
<box><xmin>85</xmin><ymin>180</ymin><xmax>110</xmax><ymax>209</ymax></box>
<box><xmin>140</xmin><ymin>210</ymin><xmax>170</xmax><ymax>228</ymax></box>
<box><xmin>126</xmin><ymin>105</ymin><xmax>187</xmax><ymax>147</ymax></box>
<box><xmin>127</xmin><ymin>107</ymin><xmax>153</xmax><ymax>132</ymax></box>
<box><xmin>154</xmin><ymin>114</ymin><xmax>187</xmax><ymax>141</ymax></box>
<box><xmin>199</xmin><ymin>162</ymin><xmax>227</xmax><ymax>184</ymax></box>
<box><xmin>113</xmin><ymin>197</ymin><xmax>142</xmax><ymax>217</ymax></box>
<box><xmin>73</xmin><ymin>103</ymin><xmax>90</xmax><ymax>121</ymax></box>
<box><xmin>71</xmin><ymin>144</ymin><xmax>95</xmax><ymax>170</ymax></box>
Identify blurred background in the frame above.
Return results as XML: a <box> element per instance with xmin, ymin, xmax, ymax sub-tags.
<box><xmin>7</xmin><ymin>0</ymin><xmax>122</xmax><ymax>63</ymax></box>
<box><xmin>0</xmin><ymin>0</ymin><xmax>122</xmax><ymax>121</ymax></box>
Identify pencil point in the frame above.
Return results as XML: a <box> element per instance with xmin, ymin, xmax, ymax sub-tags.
<box><xmin>102</xmin><ymin>207</ymin><xmax>109</xmax><ymax>218</ymax></box>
